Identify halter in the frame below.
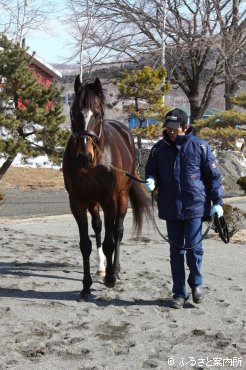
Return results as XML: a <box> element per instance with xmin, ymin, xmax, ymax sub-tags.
<box><xmin>70</xmin><ymin>108</ymin><xmax>147</xmax><ymax>179</ymax></box>
<box><xmin>72</xmin><ymin>129</ymin><xmax>100</xmax><ymax>143</ymax></box>
<box><xmin>70</xmin><ymin>109</ymin><xmax>102</xmax><ymax>144</ymax></box>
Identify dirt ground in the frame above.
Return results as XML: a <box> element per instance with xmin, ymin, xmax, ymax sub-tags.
<box><xmin>0</xmin><ymin>167</ymin><xmax>64</xmax><ymax>190</ymax></box>
<box><xmin>0</xmin><ymin>168</ymin><xmax>245</xmax><ymax>368</ymax></box>
<box><xmin>0</xmin><ymin>168</ymin><xmax>69</xmax><ymax>219</ymax></box>
<box><xmin>0</xmin><ymin>208</ymin><xmax>245</xmax><ymax>370</ymax></box>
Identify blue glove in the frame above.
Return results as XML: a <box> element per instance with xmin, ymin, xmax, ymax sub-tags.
<box><xmin>144</xmin><ymin>178</ymin><xmax>155</xmax><ymax>192</ymax></box>
<box><xmin>211</xmin><ymin>204</ymin><xmax>223</xmax><ymax>218</ymax></box>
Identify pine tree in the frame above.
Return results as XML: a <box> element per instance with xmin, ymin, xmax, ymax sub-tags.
<box><xmin>0</xmin><ymin>35</ymin><xmax>68</xmax><ymax>180</ymax></box>
<box><xmin>115</xmin><ymin>66</ymin><xmax>170</xmax><ymax>174</ymax></box>
<box><xmin>116</xmin><ymin>66</ymin><xmax>170</xmax><ymax>139</ymax></box>
<box><xmin>193</xmin><ymin>91</ymin><xmax>246</xmax><ymax>149</ymax></box>
<box><xmin>231</xmin><ymin>93</ymin><xmax>246</xmax><ymax>109</ymax></box>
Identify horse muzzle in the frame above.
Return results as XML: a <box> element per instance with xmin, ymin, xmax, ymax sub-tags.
<box><xmin>73</xmin><ymin>130</ymin><xmax>99</xmax><ymax>169</ymax></box>
<box><xmin>77</xmin><ymin>152</ymin><xmax>93</xmax><ymax>169</ymax></box>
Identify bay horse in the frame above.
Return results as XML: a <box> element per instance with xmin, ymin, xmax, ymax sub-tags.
<box><xmin>62</xmin><ymin>76</ymin><xmax>153</xmax><ymax>297</ymax></box>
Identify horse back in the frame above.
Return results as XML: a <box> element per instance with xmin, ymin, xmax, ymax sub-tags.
<box><xmin>102</xmin><ymin>119</ymin><xmax>136</xmax><ymax>172</ymax></box>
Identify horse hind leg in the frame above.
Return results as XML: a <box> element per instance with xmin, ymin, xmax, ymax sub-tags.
<box><xmin>97</xmin><ymin>247</ymin><xmax>106</xmax><ymax>277</ymax></box>
<box><xmin>101</xmin><ymin>201</ymin><xmax>117</xmax><ymax>288</ymax></box>
<box><xmin>113</xmin><ymin>191</ymin><xmax>128</xmax><ymax>279</ymax></box>
<box><xmin>113</xmin><ymin>216</ymin><xmax>124</xmax><ymax>279</ymax></box>
<box><xmin>89</xmin><ymin>204</ymin><xmax>106</xmax><ymax>277</ymax></box>
<box><xmin>113</xmin><ymin>222</ymin><xmax>123</xmax><ymax>280</ymax></box>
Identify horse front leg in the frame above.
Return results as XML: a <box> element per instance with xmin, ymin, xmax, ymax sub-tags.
<box><xmin>89</xmin><ymin>203</ymin><xmax>106</xmax><ymax>277</ymax></box>
<box><xmin>102</xmin><ymin>201</ymin><xmax>117</xmax><ymax>288</ymax></box>
<box><xmin>70</xmin><ymin>200</ymin><xmax>92</xmax><ymax>295</ymax></box>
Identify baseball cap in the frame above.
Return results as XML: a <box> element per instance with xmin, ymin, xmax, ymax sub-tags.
<box><xmin>164</xmin><ymin>108</ymin><xmax>188</xmax><ymax>129</ymax></box>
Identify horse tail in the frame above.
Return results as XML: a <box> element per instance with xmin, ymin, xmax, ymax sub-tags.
<box><xmin>129</xmin><ymin>180</ymin><xmax>155</xmax><ymax>237</ymax></box>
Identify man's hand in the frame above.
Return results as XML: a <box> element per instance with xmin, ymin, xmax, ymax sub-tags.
<box><xmin>144</xmin><ymin>178</ymin><xmax>155</xmax><ymax>192</ymax></box>
<box><xmin>211</xmin><ymin>204</ymin><xmax>223</xmax><ymax>218</ymax></box>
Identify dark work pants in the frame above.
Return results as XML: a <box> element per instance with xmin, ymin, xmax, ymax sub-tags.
<box><xmin>166</xmin><ymin>218</ymin><xmax>204</xmax><ymax>299</ymax></box>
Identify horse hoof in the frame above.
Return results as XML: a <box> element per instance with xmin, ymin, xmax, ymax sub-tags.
<box><xmin>96</xmin><ymin>269</ymin><xmax>106</xmax><ymax>277</ymax></box>
<box><xmin>104</xmin><ymin>275</ymin><xmax>116</xmax><ymax>288</ymax></box>
<box><xmin>78</xmin><ymin>290</ymin><xmax>92</xmax><ymax>302</ymax></box>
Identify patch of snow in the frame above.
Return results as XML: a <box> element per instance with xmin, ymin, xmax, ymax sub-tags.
<box><xmin>0</xmin><ymin>154</ymin><xmax>60</xmax><ymax>169</ymax></box>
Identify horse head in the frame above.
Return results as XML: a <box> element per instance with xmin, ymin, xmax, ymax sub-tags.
<box><xmin>70</xmin><ymin>76</ymin><xmax>105</xmax><ymax>168</ymax></box>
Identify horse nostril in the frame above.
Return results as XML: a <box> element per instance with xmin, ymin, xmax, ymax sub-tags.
<box><xmin>78</xmin><ymin>153</ymin><xmax>92</xmax><ymax>168</ymax></box>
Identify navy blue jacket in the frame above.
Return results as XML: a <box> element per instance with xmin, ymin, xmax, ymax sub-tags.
<box><xmin>145</xmin><ymin>129</ymin><xmax>223</xmax><ymax>220</ymax></box>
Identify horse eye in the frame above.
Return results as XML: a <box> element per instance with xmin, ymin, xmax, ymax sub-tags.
<box><xmin>77</xmin><ymin>111</ymin><xmax>84</xmax><ymax>120</ymax></box>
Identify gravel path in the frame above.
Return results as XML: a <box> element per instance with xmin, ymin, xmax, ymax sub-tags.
<box><xmin>0</xmin><ymin>211</ymin><xmax>245</xmax><ymax>370</ymax></box>
<box><xmin>0</xmin><ymin>187</ymin><xmax>246</xmax><ymax>220</ymax></box>
<box><xmin>0</xmin><ymin>188</ymin><xmax>70</xmax><ymax>219</ymax></box>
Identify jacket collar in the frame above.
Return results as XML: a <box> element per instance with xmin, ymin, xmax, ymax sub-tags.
<box><xmin>163</xmin><ymin>127</ymin><xmax>193</xmax><ymax>146</ymax></box>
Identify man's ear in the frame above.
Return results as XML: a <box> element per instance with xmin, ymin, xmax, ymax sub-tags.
<box><xmin>183</xmin><ymin>124</ymin><xmax>189</xmax><ymax>132</ymax></box>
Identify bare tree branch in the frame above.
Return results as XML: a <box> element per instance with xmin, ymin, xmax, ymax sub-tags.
<box><xmin>64</xmin><ymin>0</ymin><xmax>246</xmax><ymax>119</ymax></box>
<box><xmin>0</xmin><ymin>0</ymin><xmax>50</xmax><ymax>43</ymax></box>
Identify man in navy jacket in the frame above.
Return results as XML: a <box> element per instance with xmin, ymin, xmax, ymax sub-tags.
<box><xmin>145</xmin><ymin>108</ymin><xmax>223</xmax><ymax>309</ymax></box>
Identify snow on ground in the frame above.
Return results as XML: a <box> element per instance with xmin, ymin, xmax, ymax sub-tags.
<box><xmin>0</xmin><ymin>153</ymin><xmax>60</xmax><ymax>169</ymax></box>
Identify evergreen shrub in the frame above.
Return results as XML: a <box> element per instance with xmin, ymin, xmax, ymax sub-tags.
<box><xmin>237</xmin><ymin>176</ymin><xmax>246</xmax><ymax>194</ymax></box>
<box><xmin>220</xmin><ymin>204</ymin><xmax>245</xmax><ymax>237</ymax></box>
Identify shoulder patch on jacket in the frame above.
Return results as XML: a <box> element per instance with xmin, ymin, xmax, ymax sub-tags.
<box><xmin>200</xmin><ymin>143</ymin><xmax>206</xmax><ymax>154</ymax></box>
<box><xmin>151</xmin><ymin>147</ymin><xmax>157</xmax><ymax>156</ymax></box>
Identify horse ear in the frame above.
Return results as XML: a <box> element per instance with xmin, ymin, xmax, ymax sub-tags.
<box><xmin>74</xmin><ymin>75</ymin><xmax>82</xmax><ymax>95</ymax></box>
<box><xmin>94</xmin><ymin>77</ymin><xmax>102</xmax><ymax>94</ymax></box>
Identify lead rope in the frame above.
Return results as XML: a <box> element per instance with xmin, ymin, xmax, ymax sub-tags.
<box><xmin>93</xmin><ymin>141</ymin><xmax>147</xmax><ymax>183</ymax></box>
<box><xmin>93</xmin><ymin>140</ymin><xmax>216</xmax><ymax>248</ymax></box>
<box><xmin>150</xmin><ymin>191</ymin><xmax>215</xmax><ymax>250</ymax></box>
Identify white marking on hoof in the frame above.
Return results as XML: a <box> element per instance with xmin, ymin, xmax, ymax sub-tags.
<box><xmin>97</xmin><ymin>246</ymin><xmax>106</xmax><ymax>277</ymax></box>
<box><xmin>96</xmin><ymin>269</ymin><xmax>106</xmax><ymax>277</ymax></box>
